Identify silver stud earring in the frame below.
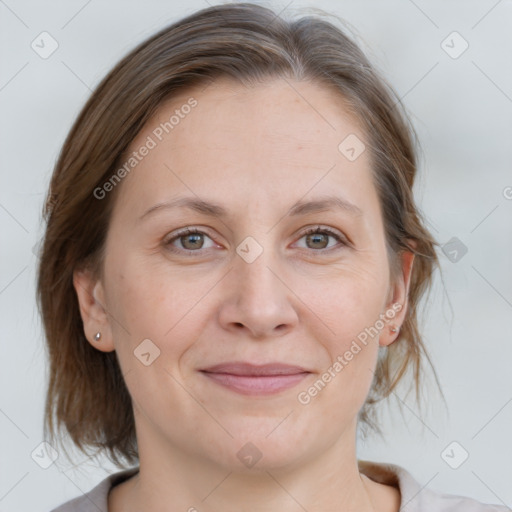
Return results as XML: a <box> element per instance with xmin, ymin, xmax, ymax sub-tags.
<box><xmin>390</xmin><ymin>325</ymin><xmax>399</xmax><ymax>334</ymax></box>
<box><xmin>94</xmin><ymin>332</ymin><xmax>102</xmax><ymax>342</ymax></box>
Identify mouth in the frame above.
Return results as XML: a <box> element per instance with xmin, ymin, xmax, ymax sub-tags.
<box><xmin>199</xmin><ymin>362</ymin><xmax>311</xmax><ymax>396</ymax></box>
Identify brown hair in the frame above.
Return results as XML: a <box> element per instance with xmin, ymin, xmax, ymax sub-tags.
<box><xmin>37</xmin><ymin>2</ymin><xmax>444</xmax><ymax>467</ymax></box>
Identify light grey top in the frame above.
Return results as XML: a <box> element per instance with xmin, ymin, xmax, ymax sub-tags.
<box><xmin>50</xmin><ymin>460</ymin><xmax>510</xmax><ymax>511</ymax></box>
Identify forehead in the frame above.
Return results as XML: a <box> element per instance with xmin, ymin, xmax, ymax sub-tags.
<box><xmin>112</xmin><ymin>76</ymin><xmax>378</xmax><ymax>221</ymax></box>
<box><xmin>151</xmin><ymin>76</ymin><xmax>365</xmax><ymax>154</ymax></box>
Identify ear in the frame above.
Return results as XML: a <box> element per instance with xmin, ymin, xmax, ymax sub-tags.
<box><xmin>379</xmin><ymin>243</ymin><xmax>416</xmax><ymax>347</ymax></box>
<box><xmin>73</xmin><ymin>267</ymin><xmax>115</xmax><ymax>352</ymax></box>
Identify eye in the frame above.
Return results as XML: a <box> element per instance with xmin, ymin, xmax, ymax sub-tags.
<box><xmin>294</xmin><ymin>226</ymin><xmax>347</xmax><ymax>252</ymax></box>
<box><xmin>164</xmin><ymin>225</ymin><xmax>347</xmax><ymax>256</ymax></box>
<box><xmin>164</xmin><ymin>227</ymin><xmax>217</xmax><ymax>255</ymax></box>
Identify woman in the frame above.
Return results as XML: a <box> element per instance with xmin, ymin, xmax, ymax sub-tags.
<box><xmin>37</xmin><ymin>3</ymin><xmax>508</xmax><ymax>511</ymax></box>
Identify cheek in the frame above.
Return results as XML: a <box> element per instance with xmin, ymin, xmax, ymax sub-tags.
<box><xmin>103</xmin><ymin>252</ymin><xmax>221</xmax><ymax>371</ymax></box>
<box><xmin>305</xmin><ymin>261</ymin><xmax>389</xmax><ymax>340</ymax></box>
<box><xmin>102</xmin><ymin>254</ymin><xmax>181</xmax><ymax>349</ymax></box>
<box><xmin>296</xmin><ymin>289</ymin><xmax>381</xmax><ymax>417</ymax></box>
<box><xmin>294</xmin><ymin>258</ymin><xmax>387</xmax><ymax>402</ymax></box>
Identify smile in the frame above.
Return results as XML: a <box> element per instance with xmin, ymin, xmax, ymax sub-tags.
<box><xmin>199</xmin><ymin>362</ymin><xmax>311</xmax><ymax>396</ymax></box>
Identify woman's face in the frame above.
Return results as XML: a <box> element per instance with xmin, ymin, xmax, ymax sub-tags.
<box><xmin>76</xmin><ymin>77</ymin><xmax>413</xmax><ymax>471</ymax></box>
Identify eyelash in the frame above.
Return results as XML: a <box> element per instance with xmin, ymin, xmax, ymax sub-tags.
<box><xmin>164</xmin><ymin>226</ymin><xmax>347</xmax><ymax>256</ymax></box>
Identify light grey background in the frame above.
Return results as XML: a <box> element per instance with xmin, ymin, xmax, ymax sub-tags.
<box><xmin>1</xmin><ymin>0</ymin><xmax>511</xmax><ymax>511</ymax></box>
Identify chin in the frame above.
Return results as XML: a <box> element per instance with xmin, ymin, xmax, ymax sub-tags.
<box><xmin>199</xmin><ymin>420</ymin><xmax>321</xmax><ymax>474</ymax></box>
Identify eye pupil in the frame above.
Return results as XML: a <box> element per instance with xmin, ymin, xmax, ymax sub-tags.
<box><xmin>182</xmin><ymin>233</ymin><xmax>203</xmax><ymax>250</ymax></box>
<box><xmin>307</xmin><ymin>233</ymin><xmax>328</xmax><ymax>249</ymax></box>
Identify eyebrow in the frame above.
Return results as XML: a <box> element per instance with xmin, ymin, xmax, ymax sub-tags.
<box><xmin>139</xmin><ymin>194</ymin><xmax>363</xmax><ymax>221</ymax></box>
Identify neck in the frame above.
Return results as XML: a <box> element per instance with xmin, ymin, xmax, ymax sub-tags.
<box><xmin>111</xmin><ymin>424</ymin><xmax>381</xmax><ymax>512</ymax></box>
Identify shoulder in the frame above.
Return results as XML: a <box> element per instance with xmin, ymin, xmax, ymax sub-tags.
<box><xmin>358</xmin><ymin>459</ymin><xmax>510</xmax><ymax>512</ymax></box>
<box><xmin>49</xmin><ymin>467</ymin><xmax>139</xmax><ymax>512</ymax></box>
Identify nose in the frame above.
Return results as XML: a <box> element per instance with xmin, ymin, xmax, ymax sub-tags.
<box><xmin>217</xmin><ymin>249</ymin><xmax>299</xmax><ymax>340</ymax></box>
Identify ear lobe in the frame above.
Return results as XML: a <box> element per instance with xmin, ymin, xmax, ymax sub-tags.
<box><xmin>73</xmin><ymin>268</ymin><xmax>115</xmax><ymax>352</ymax></box>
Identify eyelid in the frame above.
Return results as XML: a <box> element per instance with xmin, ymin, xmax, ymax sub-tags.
<box><xmin>294</xmin><ymin>225</ymin><xmax>348</xmax><ymax>251</ymax></box>
<box><xmin>163</xmin><ymin>226</ymin><xmax>219</xmax><ymax>253</ymax></box>
<box><xmin>163</xmin><ymin>224</ymin><xmax>349</xmax><ymax>255</ymax></box>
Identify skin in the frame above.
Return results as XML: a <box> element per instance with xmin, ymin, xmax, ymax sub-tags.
<box><xmin>74</xmin><ymin>77</ymin><xmax>414</xmax><ymax>512</ymax></box>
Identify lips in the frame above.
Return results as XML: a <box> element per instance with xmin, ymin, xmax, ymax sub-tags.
<box><xmin>200</xmin><ymin>362</ymin><xmax>311</xmax><ymax>396</ymax></box>
<box><xmin>201</xmin><ymin>362</ymin><xmax>309</xmax><ymax>376</ymax></box>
